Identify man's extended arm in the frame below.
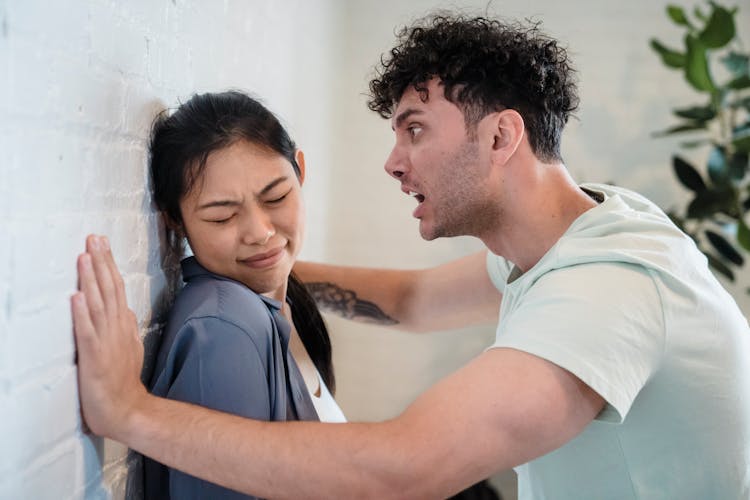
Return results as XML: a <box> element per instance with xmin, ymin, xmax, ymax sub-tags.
<box><xmin>73</xmin><ymin>236</ymin><xmax>604</xmax><ymax>499</ymax></box>
<box><xmin>293</xmin><ymin>251</ymin><xmax>502</xmax><ymax>332</ymax></box>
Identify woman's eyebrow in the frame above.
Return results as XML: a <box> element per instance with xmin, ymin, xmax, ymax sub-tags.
<box><xmin>196</xmin><ymin>199</ymin><xmax>240</xmax><ymax>210</ymax></box>
<box><xmin>259</xmin><ymin>176</ymin><xmax>289</xmax><ymax>195</ymax></box>
<box><xmin>196</xmin><ymin>176</ymin><xmax>290</xmax><ymax>210</ymax></box>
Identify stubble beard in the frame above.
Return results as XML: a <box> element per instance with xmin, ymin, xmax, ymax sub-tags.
<box><xmin>421</xmin><ymin>141</ymin><xmax>501</xmax><ymax>240</ymax></box>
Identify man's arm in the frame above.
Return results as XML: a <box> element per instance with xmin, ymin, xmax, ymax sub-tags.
<box><xmin>73</xmin><ymin>236</ymin><xmax>604</xmax><ymax>499</ymax></box>
<box><xmin>294</xmin><ymin>251</ymin><xmax>502</xmax><ymax>332</ymax></box>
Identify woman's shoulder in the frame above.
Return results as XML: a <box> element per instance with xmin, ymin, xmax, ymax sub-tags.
<box><xmin>150</xmin><ymin>274</ymin><xmax>280</xmax><ymax>389</ymax></box>
<box><xmin>172</xmin><ymin>273</ymin><xmax>277</xmax><ymax>335</ymax></box>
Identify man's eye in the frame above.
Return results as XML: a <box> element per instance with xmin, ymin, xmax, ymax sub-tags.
<box><xmin>408</xmin><ymin>125</ymin><xmax>423</xmax><ymax>138</ymax></box>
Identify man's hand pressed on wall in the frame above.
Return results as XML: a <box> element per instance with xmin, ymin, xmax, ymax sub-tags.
<box><xmin>71</xmin><ymin>234</ymin><xmax>148</xmax><ymax>441</ymax></box>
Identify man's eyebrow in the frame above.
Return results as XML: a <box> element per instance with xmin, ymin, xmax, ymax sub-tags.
<box><xmin>392</xmin><ymin>108</ymin><xmax>423</xmax><ymax>130</ymax></box>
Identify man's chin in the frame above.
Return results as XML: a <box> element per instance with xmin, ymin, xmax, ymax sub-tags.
<box><xmin>418</xmin><ymin>221</ymin><xmax>440</xmax><ymax>241</ymax></box>
<box><xmin>420</xmin><ymin>219</ymin><xmax>469</xmax><ymax>240</ymax></box>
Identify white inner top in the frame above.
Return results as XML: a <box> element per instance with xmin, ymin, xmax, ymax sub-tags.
<box><xmin>310</xmin><ymin>371</ymin><xmax>346</xmax><ymax>423</ymax></box>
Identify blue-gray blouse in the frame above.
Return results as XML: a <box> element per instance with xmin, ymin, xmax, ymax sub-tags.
<box><xmin>143</xmin><ymin>256</ymin><xmax>319</xmax><ymax>500</ymax></box>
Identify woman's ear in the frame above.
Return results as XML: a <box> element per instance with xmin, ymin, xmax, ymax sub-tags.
<box><xmin>295</xmin><ymin>149</ymin><xmax>306</xmax><ymax>185</ymax></box>
<box><xmin>161</xmin><ymin>212</ymin><xmax>187</xmax><ymax>258</ymax></box>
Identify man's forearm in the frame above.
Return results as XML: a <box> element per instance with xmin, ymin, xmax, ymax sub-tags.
<box><xmin>120</xmin><ymin>346</ymin><xmax>595</xmax><ymax>500</ymax></box>
<box><xmin>304</xmin><ymin>281</ymin><xmax>399</xmax><ymax>325</ymax></box>
<box><xmin>123</xmin><ymin>394</ymin><xmax>423</xmax><ymax>499</ymax></box>
<box><xmin>294</xmin><ymin>262</ymin><xmax>412</xmax><ymax>328</ymax></box>
<box><xmin>294</xmin><ymin>252</ymin><xmax>502</xmax><ymax>333</ymax></box>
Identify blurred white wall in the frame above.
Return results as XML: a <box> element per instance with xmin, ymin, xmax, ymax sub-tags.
<box><xmin>323</xmin><ymin>1</ymin><xmax>749</xmax><ymax>497</ymax></box>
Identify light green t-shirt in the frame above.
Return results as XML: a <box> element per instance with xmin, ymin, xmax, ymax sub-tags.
<box><xmin>486</xmin><ymin>184</ymin><xmax>750</xmax><ymax>500</ymax></box>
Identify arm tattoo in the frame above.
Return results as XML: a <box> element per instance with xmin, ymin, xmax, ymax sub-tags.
<box><xmin>305</xmin><ymin>282</ymin><xmax>398</xmax><ymax>325</ymax></box>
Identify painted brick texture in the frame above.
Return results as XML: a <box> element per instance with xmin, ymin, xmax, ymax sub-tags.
<box><xmin>0</xmin><ymin>1</ymin><xmax>336</xmax><ymax>498</ymax></box>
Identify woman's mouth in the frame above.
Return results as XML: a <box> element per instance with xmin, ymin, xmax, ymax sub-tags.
<box><xmin>239</xmin><ymin>246</ymin><xmax>285</xmax><ymax>269</ymax></box>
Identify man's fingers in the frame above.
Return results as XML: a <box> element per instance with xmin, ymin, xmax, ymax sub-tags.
<box><xmin>86</xmin><ymin>235</ymin><xmax>118</xmax><ymax>320</ymax></box>
<box><xmin>77</xmin><ymin>252</ymin><xmax>107</xmax><ymax>332</ymax></box>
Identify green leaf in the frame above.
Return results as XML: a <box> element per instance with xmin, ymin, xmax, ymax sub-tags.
<box><xmin>674</xmin><ymin>156</ymin><xmax>707</xmax><ymax>192</ymax></box>
<box><xmin>698</xmin><ymin>4</ymin><xmax>735</xmax><ymax>49</ymax></box>
<box><xmin>694</xmin><ymin>5</ymin><xmax>708</xmax><ymax>21</ymax></box>
<box><xmin>680</xmin><ymin>138</ymin><xmax>713</xmax><ymax>148</ymax></box>
<box><xmin>734</xmin><ymin>129</ymin><xmax>750</xmax><ymax>153</ymax></box>
<box><xmin>727</xmin><ymin>74</ymin><xmax>750</xmax><ymax>90</ymax></box>
<box><xmin>652</xmin><ymin>122</ymin><xmax>707</xmax><ymax>137</ymax></box>
<box><xmin>667</xmin><ymin>5</ymin><xmax>692</xmax><ymax>27</ymax></box>
<box><xmin>667</xmin><ymin>211</ymin><xmax>687</xmax><ymax>231</ymax></box>
<box><xmin>707</xmin><ymin>146</ymin><xmax>729</xmax><ymax>184</ymax></box>
<box><xmin>650</xmin><ymin>39</ymin><xmax>686</xmax><ymax>68</ymax></box>
<box><xmin>685</xmin><ymin>35</ymin><xmax>716</xmax><ymax>92</ymax></box>
<box><xmin>738</xmin><ymin>219</ymin><xmax>750</xmax><ymax>252</ymax></box>
<box><xmin>687</xmin><ymin>187</ymin><xmax>734</xmax><ymax>218</ymax></box>
<box><xmin>722</xmin><ymin>52</ymin><xmax>749</xmax><ymax>77</ymax></box>
<box><xmin>706</xmin><ymin>252</ymin><xmax>736</xmax><ymax>280</ymax></box>
<box><xmin>728</xmin><ymin>152</ymin><xmax>749</xmax><ymax>181</ymax></box>
<box><xmin>673</xmin><ymin>105</ymin><xmax>716</xmax><ymax>121</ymax></box>
<box><xmin>705</xmin><ymin>229</ymin><xmax>744</xmax><ymax>265</ymax></box>
<box><xmin>704</xmin><ymin>248</ymin><xmax>736</xmax><ymax>278</ymax></box>
<box><xmin>729</xmin><ymin>96</ymin><xmax>750</xmax><ymax>111</ymax></box>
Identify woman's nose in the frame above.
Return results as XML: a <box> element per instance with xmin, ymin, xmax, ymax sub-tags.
<box><xmin>240</xmin><ymin>209</ymin><xmax>275</xmax><ymax>246</ymax></box>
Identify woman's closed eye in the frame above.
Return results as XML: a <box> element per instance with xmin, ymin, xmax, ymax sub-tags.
<box><xmin>266</xmin><ymin>189</ymin><xmax>292</xmax><ymax>205</ymax></box>
<box><xmin>206</xmin><ymin>214</ymin><xmax>235</xmax><ymax>224</ymax></box>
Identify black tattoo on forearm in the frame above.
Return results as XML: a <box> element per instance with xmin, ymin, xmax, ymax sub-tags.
<box><xmin>305</xmin><ymin>282</ymin><xmax>398</xmax><ymax>325</ymax></box>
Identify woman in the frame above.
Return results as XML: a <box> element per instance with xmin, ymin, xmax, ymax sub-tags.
<box><xmin>143</xmin><ymin>91</ymin><xmax>345</xmax><ymax>499</ymax></box>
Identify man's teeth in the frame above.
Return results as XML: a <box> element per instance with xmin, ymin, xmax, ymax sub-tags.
<box><xmin>408</xmin><ymin>191</ymin><xmax>425</xmax><ymax>203</ymax></box>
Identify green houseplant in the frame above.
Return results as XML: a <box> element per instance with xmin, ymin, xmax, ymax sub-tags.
<box><xmin>650</xmin><ymin>1</ymin><xmax>750</xmax><ymax>285</ymax></box>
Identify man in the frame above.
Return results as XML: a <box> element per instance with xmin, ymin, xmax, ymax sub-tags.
<box><xmin>72</xmin><ymin>15</ymin><xmax>750</xmax><ymax>499</ymax></box>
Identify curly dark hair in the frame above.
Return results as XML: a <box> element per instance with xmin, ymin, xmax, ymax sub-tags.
<box><xmin>368</xmin><ymin>15</ymin><xmax>579</xmax><ymax>162</ymax></box>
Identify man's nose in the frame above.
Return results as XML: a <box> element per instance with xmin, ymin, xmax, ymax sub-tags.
<box><xmin>384</xmin><ymin>146</ymin><xmax>407</xmax><ymax>179</ymax></box>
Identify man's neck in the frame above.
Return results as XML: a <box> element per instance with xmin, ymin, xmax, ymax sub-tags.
<box><xmin>481</xmin><ymin>164</ymin><xmax>598</xmax><ymax>273</ymax></box>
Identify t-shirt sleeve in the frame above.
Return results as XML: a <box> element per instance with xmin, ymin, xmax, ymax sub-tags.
<box><xmin>164</xmin><ymin>317</ymin><xmax>270</xmax><ymax>500</ymax></box>
<box><xmin>489</xmin><ymin>262</ymin><xmax>665</xmax><ymax>423</ymax></box>
<box><xmin>486</xmin><ymin>251</ymin><xmax>514</xmax><ymax>294</ymax></box>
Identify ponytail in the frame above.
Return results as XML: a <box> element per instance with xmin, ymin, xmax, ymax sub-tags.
<box><xmin>287</xmin><ymin>272</ymin><xmax>335</xmax><ymax>393</ymax></box>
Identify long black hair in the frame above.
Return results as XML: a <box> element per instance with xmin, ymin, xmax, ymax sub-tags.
<box><xmin>149</xmin><ymin>90</ymin><xmax>334</xmax><ymax>392</ymax></box>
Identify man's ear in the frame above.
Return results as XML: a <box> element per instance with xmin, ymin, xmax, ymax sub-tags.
<box><xmin>490</xmin><ymin>109</ymin><xmax>525</xmax><ymax>166</ymax></box>
<box><xmin>295</xmin><ymin>149</ymin><xmax>306</xmax><ymax>185</ymax></box>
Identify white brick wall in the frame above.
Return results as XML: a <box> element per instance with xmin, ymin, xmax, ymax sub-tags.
<box><xmin>0</xmin><ymin>1</ymin><xmax>337</xmax><ymax>498</ymax></box>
